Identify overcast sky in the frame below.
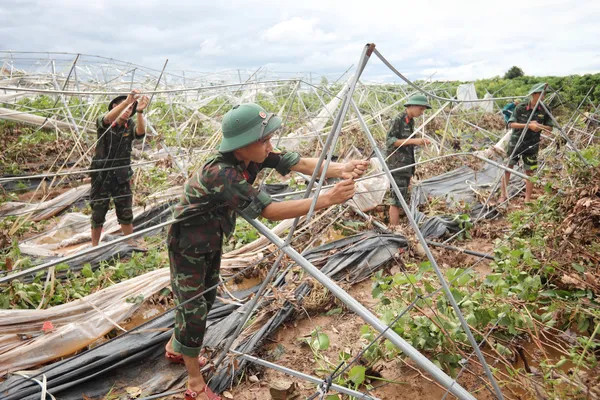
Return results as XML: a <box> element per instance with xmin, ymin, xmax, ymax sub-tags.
<box><xmin>1</xmin><ymin>0</ymin><xmax>598</xmax><ymax>82</ymax></box>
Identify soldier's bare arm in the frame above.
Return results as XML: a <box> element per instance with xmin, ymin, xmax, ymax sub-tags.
<box><xmin>290</xmin><ymin>158</ymin><xmax>369</xmax><ymax>179</ymax></box>
<box><xmin>261</xmin><ymin>179</ymin><xmax>355</xmax><ymax>220</ymax></box>
<box><xmin>393</xmin><ymin>138</ymin><xmax>429</xmax><ymax>147</ymax></box>
<box><xmin>508</xmin><ymin>121</ymin><xmax>542</xmax><ymax>132</ymax></box>
<box><xmin>103</xmin><ymin>89</ymin><xmax>139</xmax><ymax>125</ymax></box>
<box><xmin>135</xmin><ymin>95</ymin><xmax>149</xmax><ymax>136</ymax></box>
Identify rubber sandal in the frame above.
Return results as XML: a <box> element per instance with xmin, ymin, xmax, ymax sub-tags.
<box><xmin>165</xmin><ymin>350</ymin><xmax>209</xmax><ymax>368</ymax></box>
<box><xmin>184</xmin><ymin>386</ymin><xmax>222</xmax><ymax>400</ymax></box>
<box><xmin>202</xmin><ymin>385</ymin><xmax>222</xmax><ymax>400</ymax></box>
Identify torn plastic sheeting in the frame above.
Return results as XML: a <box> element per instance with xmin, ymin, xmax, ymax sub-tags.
<box><xmin>413</xmin><ymin>161</ymin><xmax>521</xmax><ymax>208</ymax></box>
<box><xmin>15</xmin><ymin>202</ymin><xmax>174</xmax><ymax>283</ymax></box>
<box><xmin>209</xmin><ymin>231</ymin><xmax>408</xmax><ymax>392</ymax></box>
<box><xmin>0</xmin><ymin>268</ymin><xmax>171</xmax><ymax>377</ymax></box>
<box><xmin>0</xmin><ymin>312</ymin><xmax>176</xmax><ymax>400</ymax></box>
<box><xmin>132</xmin><ymin>201</ymin><xmax>175</xmax><ymax>229</ymax></box>
<box><xmin>410</xmin><ymin>207</ymin><xmax>461</xmax><ymax>239</ymax></box>
<box><xmin>351</xmin><ymin>157</ymin><xmax>390</xmax><ymax>212</ymax></box>
<box><xmin>0</xmin><ymin>184</ymin><xmax>90</xmax><ymax>221</ymax></box>
<box><xmin>456</xmin><ymin>83</ymin><xmax>478</xmax><ymax>110</ymax></box>
<box><xmin>0</xmin><ymin>231</ymin><xmax>406</xmax><ymax>399</ymax></box>
<box><xmin>0</xmin><ymin>176</ymin><xmax>45</xmax><ymax>193</ymax></box>
<box><xmin>304</xmin><ymin>231</ymin><xmax>408</xmax><ymax>283</ymax></box>
<box><xmin>18</xmin><ymin>198</ymin><xmax>175</xmax><ymax>258</ymax></box>
<box><xmin>0</xmin><ymin>298</ymin><xmax>246</xmax><ymax>400</ymax></box>
<box><xmin>413</xmin><ymin>163</ymin><xmax>502</xmax><ymax>205</ymax></box>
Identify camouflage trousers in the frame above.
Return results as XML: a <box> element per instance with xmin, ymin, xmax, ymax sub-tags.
<box><xmin>168</xmin><ymin>227</ymin><xmax>222</xmax><ymax>357</ymax></box>
<box><xmin>89</xmin><ymin>172</ymin><xmax>133</xmax><ymax>228</ymax></box>
<box><xmin>387</xmin><ymin>173</ymin><xmax>412</xmax><ymax>207</ymax></box>
<box><xmin>506</xmin><ymin>132</ymin><xmax>540</xmax><ymax>171</ymax></box>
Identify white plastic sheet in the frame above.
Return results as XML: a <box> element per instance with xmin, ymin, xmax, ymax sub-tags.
<box><xmin>351</xmin><ymin>158</ymin><xmax>390</xmax><ymax>212</ymax></box>
<box><xmin>456</xmin><ymin>83</ymin><xmax>479</xmax><ymax>110</ymax></box>
<box><xmin>481</xmin><ymin>92</ymin><xmax>495</xmax><ymax>113</ymax></box>
<box><xmin>0</xmin><ymin>268</ymin><xmax>171</xmax><ymax>376</ymax></box>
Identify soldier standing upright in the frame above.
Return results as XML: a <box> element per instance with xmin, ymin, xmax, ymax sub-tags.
<box><xmin>89</xmin><ymin>90</ymin><xmax>149</xmax><ymax>246</ymax></box>
<box><xmin>499</xmin><ymin>83</ymin><xmax>553</xmax><ymax>203</ymax></box>
<box><xmin>386</xmin><ymin>94</ymin><xmax>431</xmax><ymax>226</ymax></box>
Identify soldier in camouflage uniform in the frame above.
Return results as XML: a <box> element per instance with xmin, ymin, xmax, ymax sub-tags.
<box><xmin>89</xmin><ymin>90</ymin><xmax>149</xmax><ymax>246</ymax></box>
<box><xmin>502</xmin><ymin>99</ymin><xmax>520</xmax><ymax>123</ymax></box>
<box><xmin>165</xmin><ymin>103</ymin><xmax>368</xmax><ymax>400</ymax></box>
<box><xmin>386</xmin><ymin>94</ymin><xmax>431</xmax><ymax>226</ymax></box>
<box><xmin>499</xmin><ymin>83</ymin><xmax>553</xmax><ymax>203</ymax></box>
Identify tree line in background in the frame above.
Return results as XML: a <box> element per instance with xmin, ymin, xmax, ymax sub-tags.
<box><xmin>475</xmin><ymin>68</ymin><xmax>600</xmax><ymax>110</ymax></box>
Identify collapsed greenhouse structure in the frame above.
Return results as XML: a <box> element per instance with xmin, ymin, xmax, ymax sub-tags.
<box><xmin>0</xmin><ymin>44</ymin><xmax>599</xmax><ymax>400</ymax></box>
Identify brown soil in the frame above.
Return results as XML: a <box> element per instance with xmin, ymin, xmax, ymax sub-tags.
<box><xmin>229</xmin><ymin>280</ymin><xmax>496</xmax><ymax>400</ymax></box>
<box><xmin>0</xmin><ymin>123</ymin><xmax>80</xmax><ymax>172</ymax></box>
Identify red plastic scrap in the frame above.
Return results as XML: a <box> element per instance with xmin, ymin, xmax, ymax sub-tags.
<box><xmin>42</xmin><ymin>321</ymin><xmax>54</xmax><ymax>333</ymax></box>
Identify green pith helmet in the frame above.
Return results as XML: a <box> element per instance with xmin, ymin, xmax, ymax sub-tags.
<box><xmin>528</xmin><ymin>82</ymin><xmax>547</xmax><ymax>96</ymax></box>
<box><xmin>108</xmin><ymin>95</ymin><xmax>137</xmax><ymax>116</ymax></box>
<box><xmin>219</xmin><ymin>103</ymin><xmax>282</xmax><ymax>152</ymax></box>
<box><xmin>404</xmin><ymin>94</ymin><xmax>432</xmax><ymax>109</ymax></box>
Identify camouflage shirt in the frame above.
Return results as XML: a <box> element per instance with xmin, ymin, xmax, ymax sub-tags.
<box><xmin>171</xmin><ymin>151</ymin><xmax>300</xmax><ymax>252</ymax></box>
<box><xmin>386</xmin><ymin>112</ymin><xmax>416</xmax><ymax>177</ymax></box>
<box><xmin>91</xmin><ymin>114</ymin><xmax>144</xmax><ymax>181</ymax></box>
<box><xmin>508</xmin><ymin>101</ymin><xmax>553</xmax><ymax>145</ymax></box>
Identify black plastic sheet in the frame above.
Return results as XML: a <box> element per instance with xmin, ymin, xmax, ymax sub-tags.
<box><xmin>1</xmin><ymin>231</ymin><xmax>408</xmax><ymax>399</ymax></box>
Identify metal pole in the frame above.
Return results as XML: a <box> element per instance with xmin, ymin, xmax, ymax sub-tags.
<box><xmin>39</xmin><ymin>54</ymin><xmax>80</xmax><ymax>130</ymax></box>
<box><xmin>243</xmin><ymin>216</ymin><xmax>476</xmax><ymax>400</ymax></box>
<box><xmin>50</xmin><ymin>65</ymin><xmax>88</xmax><ymax>163</ymax></box>
<box><xmin>425</xmin><ymin>240</ymin><xmax>495</xmax><ymax>260</ymax></box>
<box><xmin>564</xmin><ymin>86</ymin><xmax>593</xmax><ymax>138</ymax></box>
<box><xmin>0</xmin><ymin>216</ymin><xmax>178</xmax><ymax>284</ymax></box>
<box><xmin>472</xmin><ymin>153</ymin><xmax>531</xmax><ymax>179</ymax></box>
<box><xmin>538</xmin><ymin>101</ymin><xmax>589</xmax><ymax>165</ymax></box>
<box><xmin>305</xmin><ymin>43</ymin><xmax>374</xmax><ymax>222</ymax></box>
<box><xmin>72</xmin><ymin>56</ymin><xmax>84</xmax><ymax>117</ymax></box>
<box><xmin>349</xmin><ymin>99</ymin><xmax>504</xmax><ymax>400</ymax></box>
<box><xmin>130</xmin><ymin>68</ymin><xmax>136</xmax><ymax>90</ymax></box>
<box><xmin>215</xmin><ymin>67</ymin><xmax>353</xmax><ymax>367</ymax></box>
<box><xmin>137</xmin><ymin>59</ymin><xmax>170</xmax><ymax>182</ymax></box>
<box><xmin>231</xmin><ymin>350</ymin><xmax>380</xmax><ymax>400</ymax></box>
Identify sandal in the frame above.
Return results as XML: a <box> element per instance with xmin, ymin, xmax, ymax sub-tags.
<box><xmin>184</xmin><ymin>386</ymin><xmax>222</xmax><ymax>400</ymax></box>
<box><xmin>165</xmin><ymin>350</ymin><xmax>209</xmax><ymax>368</ymax></box>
